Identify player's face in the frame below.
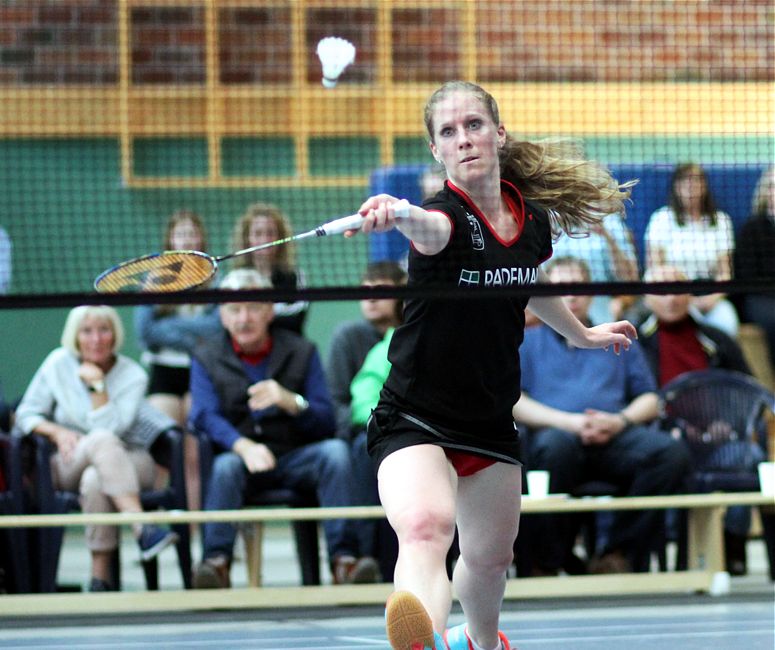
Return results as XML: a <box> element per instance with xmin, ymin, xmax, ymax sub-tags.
<box><xmin>170</xmin><ymin>218</ymin><xmax>203</xmax><ymax>251</ymax></box>
<box><xmin>77</xmin><ymin>316</ymin><xmax>115</xmax><ymax>365</ymax></box>
<box><xmin>548</xmin><ymin>264</ymin><xmax>593</xmax><ymax>322</ymax></box>
<box><xmin>429</xmin><ymin>92</ymin><xmax>505</xmax><ymax>190</ymax></box>
<box><xmin>220</xmin><ymin>301</ymin><xmax>274</xmax><ymax>352</ymax></box>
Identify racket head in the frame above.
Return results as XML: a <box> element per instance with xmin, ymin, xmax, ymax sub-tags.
<box><xmin>94</xmin><ymin>250</ymin><xmax>217</xmax><ymax>293</ymax></box>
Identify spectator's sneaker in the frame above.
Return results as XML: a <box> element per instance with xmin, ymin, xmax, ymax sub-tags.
<box><xmin>350</xmin><ymin>556</ymin><xmax>381</xmax><ymax>583</ymax></box>
<box><xmin>588</xmin><ymin>549</ymin><xmax>630</xmax><ymax>574</ymax></box>
<box><xmin>444</xmin><ymin>623</ymin><xmax>513</xmax><ymax>650</ymax></box>
<box><xmin>192</xmin><ymin>554</ymin><xmax>231</xmax><ymax>589</ymax></box>
<box><xmin>137</xmin><ymin>524</ymin><xmax>179</xmax><ymax>562</ymax></box>
<box><xmin>385</xmin><ymin>590</ymin><xmax>441</xmax><ymax>650</ymax></box>
<box><xmin>332</xmin><ymin>555</ymin><xmax>357</xmax><ymax>584</ymax></box>
<box><xmin>88</xmin><ymin>577</ymin><xmax>113</xmax><ymax>592</ymax></box>
<box><xmin>332</xmin><ymin>555</ymin><xmax>381</xmax><ymax>584</ymax></box>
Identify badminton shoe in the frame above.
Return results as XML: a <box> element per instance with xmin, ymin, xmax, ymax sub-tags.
<box><xmin>444</xmin><ymin>623</ymin><xmax>513</xmax><ymax>650</ymax></box>
<box><xmin>385</xmin><ymin>590</ymin><xmax>446</xmax><ymax>650</ymax></box>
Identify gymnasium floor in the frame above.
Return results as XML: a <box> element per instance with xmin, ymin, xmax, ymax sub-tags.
<box><xmin>1</xmin><ymin>526</ymin><xmax>772</xmax><ymax>650</ymax></box>
<box><xmin>1</xmin><ymin>593</ymin><xmax>772</xmax><ymax>649</ymax></box>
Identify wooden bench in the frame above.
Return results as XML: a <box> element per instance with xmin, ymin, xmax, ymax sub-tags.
<box><xmin>0</xmin><ymin>491</ymin><xmax>771</xmax><ymax>615</ymax></box>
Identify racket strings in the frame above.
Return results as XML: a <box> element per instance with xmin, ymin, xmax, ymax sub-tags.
<box><xmin>95</xmin><ymin>251</ymin><xmax>216</xmax><ymax>293</ymax></box>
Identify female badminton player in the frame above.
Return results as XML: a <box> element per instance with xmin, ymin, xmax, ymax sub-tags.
<box><xmin>351</xmin><ymin>81</ymin><xmax>638</xmax><ymax>650</ymax></box>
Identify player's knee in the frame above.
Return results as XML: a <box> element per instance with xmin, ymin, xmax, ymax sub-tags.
<box><xmin>461</xmin><ymin>543</ymin><xmax>514</xmax><ymax>575</ymax></box>
<box><xmin>398</xmin><ymin>506</ymin><xmax>456</xmax><ymax>548</ymax></box>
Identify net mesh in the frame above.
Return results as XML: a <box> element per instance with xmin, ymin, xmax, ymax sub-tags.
<box><xmin>0</xmin><ymin>0</ymin><xmax>772</xmax><ymax>298</ymax></box>
<box><xmin>0</xmin><ymin>1</ymin><xmax>773</xmax><ymax>396</ymax></box>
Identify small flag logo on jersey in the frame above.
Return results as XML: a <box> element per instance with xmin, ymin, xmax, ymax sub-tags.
<box><xmin>458</xmin><ymin>269</ymin><xmax>480</xmax><ymax>286</ymax></box>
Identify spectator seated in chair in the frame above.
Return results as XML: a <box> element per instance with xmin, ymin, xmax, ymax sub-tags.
<box><xmin>189</xmin><ymin>269</ymin><xmax>378</xmax><ymax>588</ymax></box>
<box><xmin>644</xmin><ymin>162</ymin><xmax>739</xmax><ymax>337</ymax></box>
<box><xmin>13</xmin><ymin>305</ymin><xmax>178</xmax><ymax>592</ymax></box>
<box><xmin>512</xmin><ymin>257</ymin><xmax>690</xmax><ymax>575</ymax></box>
<box><xmin>326</xmin><ymin>261</ymin><xmax>407</xmax><ymax>582</ymax></box>
<box><xmin>734</xmin><ymin>165</ymin><xmax>775</xmax><ymax>378</ymax></box>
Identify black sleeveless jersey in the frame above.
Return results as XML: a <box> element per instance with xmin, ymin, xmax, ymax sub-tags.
<box><xmin>381</xmin><ymin>180</ymin><xmax>553</xmax><ymax>449</ymax></box>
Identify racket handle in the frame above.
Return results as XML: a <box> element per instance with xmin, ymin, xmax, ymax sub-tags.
<box><xmin>316</xmin><ymin>213</ymin><xmax>365</xmax><ymax>236</ymax></box>
<box><xmin>315</xmin><ymin>199</ymin><xmax>411</xmax><ymax>236</ymax></box>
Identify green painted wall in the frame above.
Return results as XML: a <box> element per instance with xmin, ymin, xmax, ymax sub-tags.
<box><xmin>0</xmin><ymin>138</ymin><xmax>371</xmax><ymax>398</ymax></box>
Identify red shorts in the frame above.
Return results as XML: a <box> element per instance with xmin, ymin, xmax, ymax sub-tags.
<box><xmin>444</xmin><ymin>449</ymin><xmax>497</xmax><ymax>477</ymax></box>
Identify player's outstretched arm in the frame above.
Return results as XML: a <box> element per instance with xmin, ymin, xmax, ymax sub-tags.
<box><xmin>530</xmin><ymin>295</ymin><xmax>635</xmax><ymax>355</ymax></box>
<box><xmin>354</xmin><ymin>194</ymin><xmax>452</xmax><ymax>256</ymax></box>
<box><xmin>529</xmin><ymin>266</ymin><xmax>636</xmax><ymax>354</ymax></box>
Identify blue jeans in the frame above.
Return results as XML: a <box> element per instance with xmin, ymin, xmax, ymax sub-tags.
<box><xmin>350</xmin><ymin>430</ymin><xmax>381</xmax><ymax>555</ymax></box>
<box><xmin>526</xmin><ymin>424</ymin><xmax>691</xmax><ymax>572</ymax></box>
<box><xmin>201</xmin><ymin>438</ymin><xmax>365</xmax><ymax>562</ymax></box>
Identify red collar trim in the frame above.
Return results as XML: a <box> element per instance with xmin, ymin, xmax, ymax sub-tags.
<box><xmin>446</xmin><ymin>179</ymin><xmax>526</xmax><ymax>246</ymax></box>
<box><xmin>231</xmin><ymin>335</ymin><xmax>273</xmax><ymax>365</ymax></box>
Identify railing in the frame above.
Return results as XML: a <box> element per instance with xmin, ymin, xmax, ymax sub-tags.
<box><xmin>1</xmin><ymin>491</ymin><xmax>771</xmax><ymax>612</ymax></box>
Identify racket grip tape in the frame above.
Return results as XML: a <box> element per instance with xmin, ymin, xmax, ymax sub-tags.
<box><xmin>315</xmin><ymin>199</ymin><xmax>411</xmax><ymax>236</ymax></box>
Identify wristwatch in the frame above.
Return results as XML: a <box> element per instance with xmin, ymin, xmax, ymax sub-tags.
<box><xmin>88</xmin><ymin>380</ymin><xmax>106</xmax><ymax>394</ymax></box>
<box><xmin>294</xmin><ymin>393</ymin><xmax>309</xmax><ymax>414</ymax></box>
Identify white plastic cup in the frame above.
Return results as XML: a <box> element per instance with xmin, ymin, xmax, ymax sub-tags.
<box><xmin>758</xmin><ymin>462</ymin><xmax>775</xmax><ymax>496</ymax></box>
<box><xmin>526</xmin><ymin>470</ymin><xmax>550</xmax><ymax>498</ymax></box>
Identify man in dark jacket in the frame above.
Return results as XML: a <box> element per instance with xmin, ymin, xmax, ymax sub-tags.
<box><xmin>190</xmin><ymin>269</ymin><xmax>377</xmax><ymax>588</ymax></box>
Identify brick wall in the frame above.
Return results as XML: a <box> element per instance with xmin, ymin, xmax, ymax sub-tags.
<box><xmin>131</xmin><ymin>6</ymin><xmax>205</xmax><ymax>84</ymax></box>
<box><xmin>0</xmin><ymin>1</ymin><xmax>772</xmax><ymax>85</ymax></box>
<box><xmin>0</xmin><ymin>1</ymin><xmax>117</xmax><ymax>84</ymax></box>
<box><xmin>474</xmin><ymin>1</ymin><xmax>773</xmax><ymax>82</ymax></box>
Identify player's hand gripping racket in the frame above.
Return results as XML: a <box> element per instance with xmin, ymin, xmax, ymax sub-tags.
<box><xmin>94</xmin><ymin>199</ymin><xmax>411</xmax><ymax>293</ymax></box>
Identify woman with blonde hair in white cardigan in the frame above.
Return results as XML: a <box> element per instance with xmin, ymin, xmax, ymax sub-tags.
<box><xmin>15</xmin><ymin>305</ymin><xmax>178</xmax><ymax>591</ymax></box>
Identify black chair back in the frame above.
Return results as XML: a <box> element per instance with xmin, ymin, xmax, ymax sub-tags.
<box><xmin>0</xmin><ymin>432</ymin><xmax>31</xmax><ymax>592</ymax></box>
<box><xmin>661</xmin><ymin>369</ymin><xmax>773</xmax><ymax>489</ymax></box>
<box><xmin>660</xmin><ymin>368</ymin><xmax>775</xmax><ymax>579</ymax></box>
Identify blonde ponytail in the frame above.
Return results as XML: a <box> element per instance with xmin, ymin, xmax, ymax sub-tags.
<box><xmin>499</xmin><ymin>136</ymin><xmax>636</xmax><ymax>236</ymax></box>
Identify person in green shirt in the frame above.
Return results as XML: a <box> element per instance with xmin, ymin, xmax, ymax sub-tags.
<box><xmin>350</xmin><ymin>328</ymin><xmax>394</xmax><ymax>430</ymax></box>
<box><xmin>349</xmin><ymin>326</ymin><xmax>397</xmax><ymax>581</ymax></box>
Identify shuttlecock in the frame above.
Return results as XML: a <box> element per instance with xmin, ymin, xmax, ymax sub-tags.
<box><xmin>316</xmin><ymin>36</ymin><xmax>356</xmax><ymax>88</ymax></box>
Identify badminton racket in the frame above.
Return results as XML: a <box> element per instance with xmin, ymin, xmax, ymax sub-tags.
<box><xmin>94</xmin><ymin>199</ymin><xmax>411</xmax><ymax>293</ymax></box>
